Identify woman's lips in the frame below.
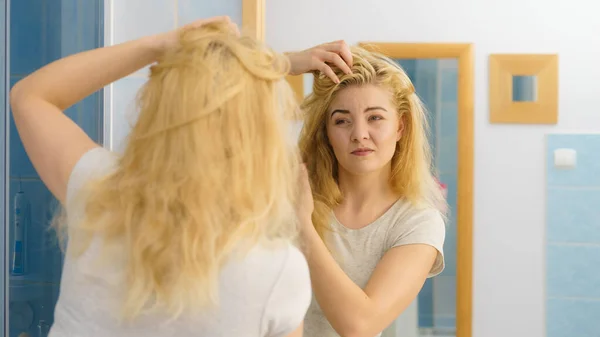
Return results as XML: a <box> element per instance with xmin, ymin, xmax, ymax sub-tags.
<box><xmin>351</xmin><ymin>148</ymin><xmax>374</xmax><ymax>156</ymax></box>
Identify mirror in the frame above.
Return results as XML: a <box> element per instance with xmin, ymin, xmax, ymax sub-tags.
<box><xmin>512</xmin><ymin>75</ymin><xmax>538</xmax><ymax>102</ymax></box>
<box><xmin>300</xmin><ymin>58</ymin><xmax>461</xmax><ymax>337</ymax></box>
<box><xmin>489</xmin><ymin>54</ymin><xmax>558</xmax><ymax>124</ymax></box>
<box><xmin>290</xmin><ymin>43</ymin><xmax>473</xmax><ymax>337</ymax></box>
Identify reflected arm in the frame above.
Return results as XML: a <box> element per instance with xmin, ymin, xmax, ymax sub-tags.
<box><xmin>302</xmin><ymin>224</ymin><xmax>437</xmax><ymax>337</ymax></box>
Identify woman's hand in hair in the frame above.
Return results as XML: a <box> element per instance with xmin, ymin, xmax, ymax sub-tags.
<box><xmin>296</xmin><ymin>164</ymin><xmax>315</xmax><ymax>231</ymax></box>
<box><xmin>8</xmin><ymin>14</ymin><xmax>240</xmax><ymax>205</ymax></box>
<box><xmin>286</xmin><ymin>40</ymin><xmax>353</xmax><ymax>84</ymax></box>
<box><xmin>151</xmin><ymin>16</ymin><xmax>241</xmax><ymax>55</ymax></box>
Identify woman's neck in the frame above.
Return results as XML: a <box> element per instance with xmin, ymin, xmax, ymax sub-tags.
<box><xmin>337</xmin><ymin>166</ymin><xmax>398</xmax><ymax>213</ymax></box>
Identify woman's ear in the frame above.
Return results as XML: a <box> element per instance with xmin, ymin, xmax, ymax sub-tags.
<box><xmin>396</xmin><ymin>116</ymin><xmax>405</xmax><ymax>141</ymax></box>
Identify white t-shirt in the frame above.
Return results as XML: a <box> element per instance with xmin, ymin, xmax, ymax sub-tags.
<box><xmin>48</xmin><ymin>147</ymin><xmax>312</xmax><ymax>337</ymax></box>
<box><xmin>303</xmin><ymin>200</ymin><xmax>446</xmax><ymax>337</ymax></box>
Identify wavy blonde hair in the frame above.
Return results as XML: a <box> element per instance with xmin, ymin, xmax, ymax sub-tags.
<box><xmin>298</xmin><ymin>46</ymin><xmax>445</xmax><ymax>240</ymax></box>
<box><xmin>57</xmin><ymin>22</ymin><xmax>301</xmax><ymax>320</ymax></box>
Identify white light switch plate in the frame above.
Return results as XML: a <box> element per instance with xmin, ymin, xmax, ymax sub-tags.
<box><xmin>554</xmin><ymin>148</ymin><xmax>577</xmax><ymax>169</ymax></box>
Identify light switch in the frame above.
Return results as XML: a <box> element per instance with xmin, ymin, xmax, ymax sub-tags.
<box><xmin>554</xmin><ymin>148</ymin><xmax>577</xmax><ymax>169</ymax></box>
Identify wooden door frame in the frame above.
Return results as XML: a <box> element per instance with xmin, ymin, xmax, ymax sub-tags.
<box><xmin>242</xmin><ymin>0</ymin><xmax>265</xmax><ymax>41</ymax></box>
<box><xmin>356</xmin><ymin>42</ymin><xmax>474</xmax><ymax>337</ymax></box>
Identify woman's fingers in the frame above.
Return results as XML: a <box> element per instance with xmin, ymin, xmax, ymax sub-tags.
<box><xmin>323</xmin><ymin>40</ymin><xmax>353</xmax><ymax>69</ymax></box>
<box><xmin>300</xmin><ymin>164</ymin><xmax>313</xmax><ymax>199</ymax></box>
<box><xmin>317</xmin><ymin>62</ymin><xmax>339</xmax><ymax>84</ymax></box>
<box><xmin>191</xmin><ymin>15</ymin><xmax>231</xmax><ymax>28</ymax></box>
<box><xmin>315</xmin><ymin>50</ymin><xmax>351</xmax><ymax>83</ymax></box>
<box><xmin>322</xmin><ymin>51</ymin><xmax>352</xmax><ymax>75</ymax></box>
<box><xmin>231</xmin><ymin>22</ymin><xmax>241</xmax><ymax>36</ymax></box>
<box><xmin>312</xmin><ymin>40</ymin><xmax>353</xmax><ymax>82</ymax></box>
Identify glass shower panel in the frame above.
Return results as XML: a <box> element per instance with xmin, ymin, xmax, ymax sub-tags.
<box><xmin>6</xmin><ymin>1</ymin><xmax>104</xmax><ymax>336</ymax></box>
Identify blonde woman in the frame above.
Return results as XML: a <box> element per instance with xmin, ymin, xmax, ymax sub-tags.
<box><xmin>296</xmin><ymin>44</ymin><xmax>447</xmax><ymax>337</ymax></box>
<box><xmin>9</xmin><ymin>17</ymin><xmax>347</xmax><ymax>337</ymax></box>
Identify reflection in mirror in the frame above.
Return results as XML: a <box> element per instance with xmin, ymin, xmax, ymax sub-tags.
<box><xmin>298</xmin><ymin>57</ymin><xmax>461</xmax><ymax>337</ymax></box>
<box><xmin>391</xmin><ymin>58</ymin><xmax>458</xmax><ymax>337</ymax></box>
<box><xmin>512</xmin><ymin>75</ymin><xmax>537</xmax><ymax>102</ymax></box>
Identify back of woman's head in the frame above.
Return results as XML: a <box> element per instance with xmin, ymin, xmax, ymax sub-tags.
<box><xmin>298</xmin><ymin>46</ymin><xmax>444</xmax><ymax>238</ymax></box>
<box><xmin>72</xmin><ymin>22</ymin><xmax>300</xmax><ymax>319</ymax></box>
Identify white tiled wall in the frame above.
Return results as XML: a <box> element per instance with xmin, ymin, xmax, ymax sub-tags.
<box><xmin>106</xmin><ymin>0</ymin><xmax>242</xmax><ymax>152</ymax></box>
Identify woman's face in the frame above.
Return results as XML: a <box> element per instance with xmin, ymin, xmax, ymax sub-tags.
<box><xmin>326</xmin><ymin>84</ymin><xmax>403</xmax><ymax>177</ymax></box>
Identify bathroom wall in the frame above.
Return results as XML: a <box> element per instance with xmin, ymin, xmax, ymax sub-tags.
<box><xmin>107</xmin><ymin>0</ymin><xmax>242</xmax><ymax>152</ymax></box>
<box><xmin>396</xmin><ymin>58</ymin><xmax>459</xmax><ymax>331</ymax></box>
<box><xmin>265</xmin><ymin>1</ymin><xmax>600</xmax><ymax>336</ymax></box>
<box><xmin>545</xmin><ymin>134</ymin><xmax>600</xmax><ymax>337</ymax></box>
<box><xmin>8</xmin><ymin>0</ymin><xmax>103</xmax><ymax>335</ymax></box>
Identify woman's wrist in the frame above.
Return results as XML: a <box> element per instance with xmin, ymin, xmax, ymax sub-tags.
<box><xmin>285</xmin><ymin>52</ymin><xmax>302</xmax><ymax>76</ymax></box>
<box><xmin>141</xmin><ymin>35</ymin><xmax>168</xmax><ymax>62</ymax></box>
<box><xmin>299</xmin><ymin>218</ymin><xmax>319</xmax><ymax>240</ymax></box>
<box><xmin>297</xmin><ymin>219</ymin><xmax>319</xmax><ymax>256</ymax></box>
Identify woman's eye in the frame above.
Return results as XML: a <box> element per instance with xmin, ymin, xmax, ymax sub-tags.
<box><xmin>369</xmin><ymin>115</ymin><xmax>383</xmax><ymax>121</ymax></box>
<box><xmin>334</xmin><ymin>119</ymin><xmax>348</xmax><ymax>125</ymax></box>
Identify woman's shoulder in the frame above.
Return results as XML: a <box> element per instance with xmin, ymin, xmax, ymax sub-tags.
<box><xmin>71</xmin><ymin>146</ymin><xmax>117</xmax><ymax>176</ymax></box>
<box><xmin>245</xmin><ymin>242</ymin><xmax>311</xmax><ymax>334</ymax></box>
<box><xmin>225</xmin><ymin>241</ymin><xmax>311</xmax><ymax>314</ymax></box>
<box><xmin>384</xmin><ymin>199</ymin><xmax>445</xmax><ymax>239</ymax></box>
<box><xmin>385</xmin><ymin>199</ymin><xmax>445</xmax><ymax>228</ymax></box>
<box><xmin>242</xmin><ymin>240</ymin><xmax>308</xmax><ymax>275</ymax></box>
<box><xmin>67</xmin><ymin>147</ymin><xmax>117</xmax><ymax>202</ymax></box>
<box><xmin>382</xmin><ymin>200</ymin><xmax>445</xmax><ymax>245</ymax></box>
<box><xmin>383</xmin><ymin>201</ymin><xmax>446</xmax><ymax>275</ymax></box>
<box><xmin>241</xmin><ymin>241</ymin><xmax>310</xmax><ymax>291</ymax></box>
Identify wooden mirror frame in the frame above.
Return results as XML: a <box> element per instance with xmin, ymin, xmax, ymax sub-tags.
<box><xmin>489</xmin><ymin>54</ymin><xmax>558</xmax><ymax>124</ymax></box>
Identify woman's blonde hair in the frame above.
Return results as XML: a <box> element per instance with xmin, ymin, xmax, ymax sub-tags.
<box><xmin>298</xmin><ymin>46</ymin><xmax>445</xmax><ymax>240</ymax></box>
<box><xmin>56</xmin><ymin>22</ymin><xmax>301</xmax><ymax>320</ymax></box>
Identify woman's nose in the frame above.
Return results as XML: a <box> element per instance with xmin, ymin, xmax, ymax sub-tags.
<box><xmin>350</xmin><ymin>120</ymin><xmax>369</xmax><ymax>142</ymax></box>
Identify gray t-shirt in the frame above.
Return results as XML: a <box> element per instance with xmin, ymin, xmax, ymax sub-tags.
<box><xmin>49</xmin><ymin>147</ymin><xmax>312</xmax><ymax>337</ymax></box>
<box><xmin>304</xmin><ymin>200</ymin><xmax>446</xmax><ymax>337</ymax></box>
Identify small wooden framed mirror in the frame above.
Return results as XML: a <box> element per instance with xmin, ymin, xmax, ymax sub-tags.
<box><xmin>489</xmin><ymin>54</ymin><xmax>559</xmax><ymax>124</ymax></box>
